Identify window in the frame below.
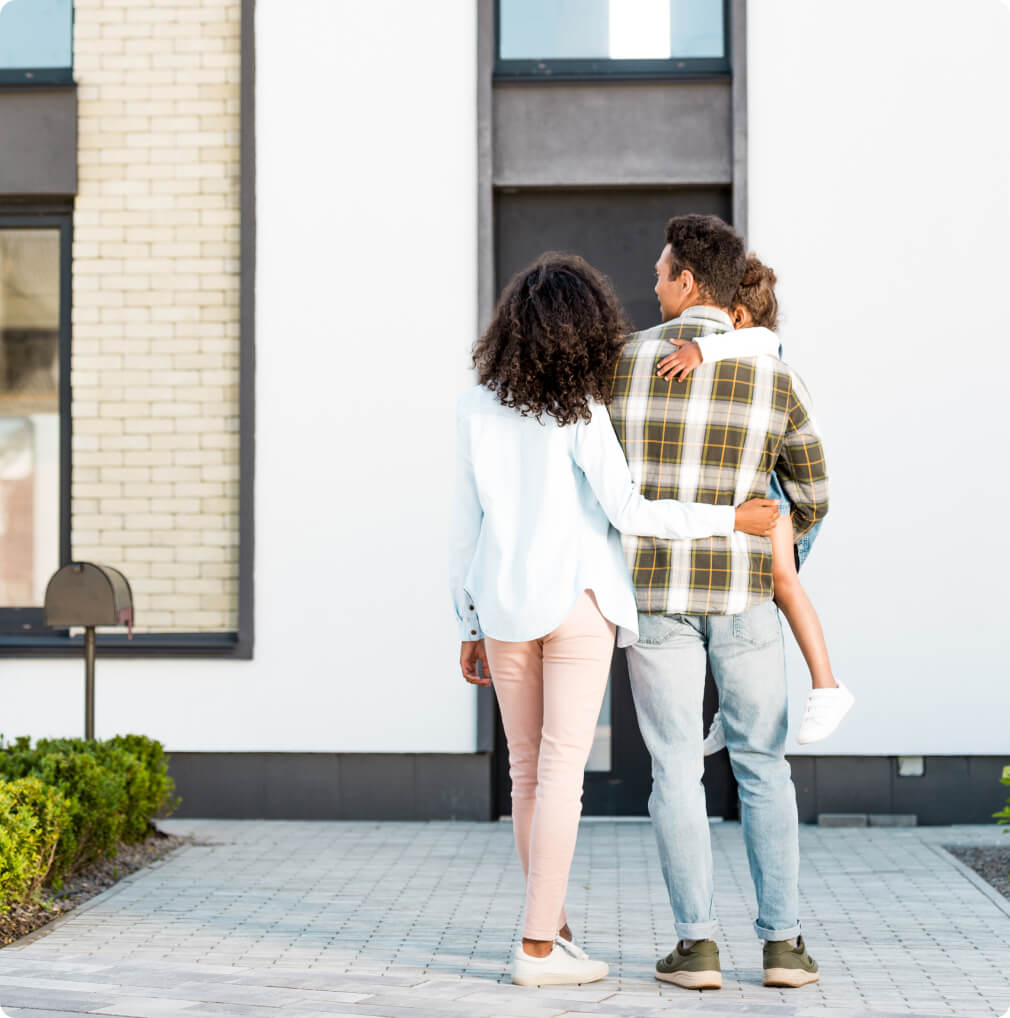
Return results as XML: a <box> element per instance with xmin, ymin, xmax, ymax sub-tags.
<box><xmin>496</xmin><ymin>0</ymin><xmax>727</xmax><ymax>78</ymax></box>
<box><xmin>0</xmin><ymin>0</ymin><xmax>74</xmax><ymax>84</ymax></box>
<box><xmin>586</xmin><ymin>680</ymin><xmax>612</xmax><ymax>771</ymax></box>
<box><xmin>0</xmin><ymin>219</ymin><xmax>71</xmax><ymax>632</ymax></box>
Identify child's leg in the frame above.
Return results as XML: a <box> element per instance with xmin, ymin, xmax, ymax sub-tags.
<box><xmin>770</xmin><ymin>514</ymin><xmax>837</xmax><ymax>690</ymax></box>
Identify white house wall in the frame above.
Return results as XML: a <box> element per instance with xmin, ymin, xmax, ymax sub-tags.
<box><xmin>2</xmin><ymin>0</ymin><xmax>1005</xmax><ymax>763</ymax></box>
<box><xmin>748</xmin><ymin>0</ymin><xmax>1010</xmax><ymax>755</ymax></box>
<box><xmin>1</xmin><ymin>0</ymin><xmax>479</xmax><ymax>755</ymax></box>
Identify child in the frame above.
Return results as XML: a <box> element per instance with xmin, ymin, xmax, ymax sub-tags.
<box><xmin>656</xmin><ymin>255</ymin><xmax>854</xmax><ymax>748</ymax></box>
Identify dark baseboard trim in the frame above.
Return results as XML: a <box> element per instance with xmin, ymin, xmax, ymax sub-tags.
<box><xmin>163</xmin><ymin>753</ymin><xmax>1005</xmax><ymax>825</ymax></box>
<box><xmin>167</xmin><ymin>752</ymin><xmax>494</xmax><ymax>821</ymax></box>
<box><xmin>787</xmin><ymin>755</ymin><xmax>1006</xmax><ymax>826</ymax></box>
<box><xmin>0</xmin><ymin>632</ymin><xmax>246</xmax><ymax>658</ymax></box>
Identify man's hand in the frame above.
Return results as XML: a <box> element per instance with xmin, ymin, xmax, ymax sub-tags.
<box><xmin>460</xmin><ymin>640</ymin><xmax>491</xmax><ymax>686</ymax></box>
<box><xmin>657</xmin><ymin>339</ymin><xmax>703</xmax><ymax>381</ymax></box>
<box><xmin>734</xmin><ymin>499</ymin><xmax>780</xmax><ymax>536</ymax></box>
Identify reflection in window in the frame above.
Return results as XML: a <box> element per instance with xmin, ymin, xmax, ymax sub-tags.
<box><xmin>0</xmin><ymin>229</ymin><xmax>61</xmax><ymax>606</ymax></box>
<box><xmin>585</xmin><ymin>679</ymin><xmax>612</xmax><ymax>771</ymax></box>
<box><xmin>0</xmin><ymin>0</ymin><xmax>74</xmax><ymax>71</ymax></box>
<box><xmin>499</xmin><ymin>0</ymin><xmax>724</xmax><ymax>61</ymax></box>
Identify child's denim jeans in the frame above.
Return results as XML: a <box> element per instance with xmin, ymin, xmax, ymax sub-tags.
<box><xmin>768</xmin><ymin>472</ymin><xmax>821</xmax><ymax>570</ymax></box>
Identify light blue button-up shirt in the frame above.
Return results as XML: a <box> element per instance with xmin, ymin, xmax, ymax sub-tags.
<box><xmin>449</xmin><ymin>384</ymin><xmax>736</xmax><ymax>649</ymax></box>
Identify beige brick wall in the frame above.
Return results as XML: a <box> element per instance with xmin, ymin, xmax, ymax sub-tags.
<box><xmin>71</xmin><ymin>0</ymin><xmax>242</xmax><ymax>633</ymax></box>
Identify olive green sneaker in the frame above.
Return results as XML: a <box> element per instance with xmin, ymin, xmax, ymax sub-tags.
<box><xmin>655</xmin><ymin>939</ymin><xmax>722</xmax><ymax>989</ymax></box>
<box><xmin>763</xmin><ymin>936</ymin><xmax>820</xmax><ymax>987</ymax></box>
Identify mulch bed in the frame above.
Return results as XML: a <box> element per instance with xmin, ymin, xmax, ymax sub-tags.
<box><xmin>947</xmin><ymin>843</ymin><xmax>1010</xmax><ymax>902</ymax></box>
<box><xmin>0</xmin><ymin>826</ymin><xmax>188</xmax><ymax>947</ymax></box>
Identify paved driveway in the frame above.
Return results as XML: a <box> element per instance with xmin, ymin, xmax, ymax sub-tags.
<box><xmin>0</xmin><ymin>819</ymin><xmax>1007</xmax><ymax>1018</ymax></box>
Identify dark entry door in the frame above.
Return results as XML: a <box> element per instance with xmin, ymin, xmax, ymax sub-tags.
<box><xmin>492</xmin><ymin>187</ymin><xmax>739</xmax><ymax>818</ymax></box>
<box><xmin>495</xmin><ymin>187</ymin><xmax>731</xmax><ymax>331</ymax></box>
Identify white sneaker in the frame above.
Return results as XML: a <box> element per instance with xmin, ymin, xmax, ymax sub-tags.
<box><xmin>703</xmin><ymin>711</ymin><xmax>727</xmax><ymax>755</ymax></box>
<box><xmin>511</xmin><ymin>942</ymin><xmax>609</xmax><ymax>986</ymax></box>
<box><xmin>797</xmin><ymin>685</ymin><xmax>855</xmax><ymax>745</ymax></box>
<box><xmin>554</xmin><ymin>935</ymin><xmax>590</xmax><ymax>960</ymax></box>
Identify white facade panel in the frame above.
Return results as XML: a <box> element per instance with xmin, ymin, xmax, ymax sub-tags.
<box><xmin>0</xmin><ymin>0</ymin><xmax>479</xmax><ymax>754</ymax></box>
<box><xmin>3</xmin><ymin>0</ymin><xmax>1005</xmax><ymax>765</ymax></box>
<box><xmin>748</xmin><ymin>0</ymin><xmax>1010</xmax><ymax>754</ymax></box>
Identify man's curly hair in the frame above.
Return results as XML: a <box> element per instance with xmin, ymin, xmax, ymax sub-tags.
<box><xmin>732</xmin><ymin>254</ymin><xmax>779</xmax><ymax>330</ymax></box>
<box><xmin>473</xmin><ymin>253</ymin><xmax>629</xmax><ymax>427</ymax></box>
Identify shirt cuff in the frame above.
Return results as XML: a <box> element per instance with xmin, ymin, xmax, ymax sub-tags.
<box><xmin>714</xmin><ymin>504</ymin><xmax>736</xmax><ymax>536</ymax></box>
<box><xmin>695</xmin><ymin>333</ymin><xmax>715</xmax><ymax>363</ymax></box>
<box><xmin>458</xmin><ymin>592</ymin><xmax>483</xmax><ymax>641</ymax></box>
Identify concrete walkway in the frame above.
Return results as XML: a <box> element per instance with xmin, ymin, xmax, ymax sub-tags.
<box><xmin>0</xmin><ymin>819</ymin><xmax>1008</xmax><ymax>1018</ymax></box>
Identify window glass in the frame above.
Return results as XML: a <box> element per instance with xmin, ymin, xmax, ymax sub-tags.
<box><xmin>0</xmin><ymin>229</ymin><xmax>61</xmax><ymax>606</ymax></box>
<box><xmin>500</xmin><ymin>0</ymin><xmax>724</xmax><ymax>61</ymax></box>
<box><xmin>0</xmin><ymin>0</ymin><xmax>73</xmax><ymax>70</ymax></box>
<box><xmin>585</xmin><ymin>680</ymin><xmax>612</xmax><ymax>771</ymax></box>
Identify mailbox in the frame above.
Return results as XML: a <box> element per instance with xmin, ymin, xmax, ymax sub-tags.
<box><xmin>43</xmin><ymin>563</ymin><xmax>135</xmax><ymax>740</ymax></box>
<box><xmin>44</xmin><ymin>563</ymin><xmax>134</xmax><ymax>633</ymax></box>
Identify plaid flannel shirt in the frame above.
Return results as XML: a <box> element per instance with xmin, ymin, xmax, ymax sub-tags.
<box><xmin>609</xmin><ymin>307</ymin><xmax>829</xmax><ymax>616</ymax></box>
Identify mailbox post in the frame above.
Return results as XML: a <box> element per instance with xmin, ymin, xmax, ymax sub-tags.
<box><xmin>83</xmin><ymin>626</ymin><xmax>97</xmax><ymax>740</ymax></box>
<box><xmin>43</xmin><ymin>563</ymin><xmax>134</xmax><ymax>740</ymax></box>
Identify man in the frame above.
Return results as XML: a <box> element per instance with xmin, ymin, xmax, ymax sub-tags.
<box><xmin>609</xmin><ymin>214</ymin><xmax>829</xmax><ymax>990</ymax></box>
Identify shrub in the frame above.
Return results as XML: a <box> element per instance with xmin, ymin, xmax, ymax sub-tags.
<box><xmin>995</xmin><ymin>765</ymin><xmax>1010</xmax><ymax>829</ymax></box>
<box><xmin>0</xmin><ymin>734</ymin><xmax>178</xmax><ymax>885</ymax></box>
<box><xmin>101</xmin><ymin>735</ymin><xmax>179</xmax><ymax>842</ymax></box>
<box><xmin>0</xmin><ymin>777</ymin><xmax>71</xmax><ymax>910</ymax></box>
<box><xmin>10</xmin><ymin>740</ymin><xmax>129</xmax><ymax>876</ymax></box>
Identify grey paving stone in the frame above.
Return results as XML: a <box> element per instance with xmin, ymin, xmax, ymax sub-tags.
<box><xmin>92</xmin><ymin>999</ymin><xmax>206</xmax><ymax>1016</ymax></box>
<box><xmin>172</xmin><ymin>1007</ymin><xmax>298</xmax><ymax>1018</ymax></box>
<box><xmin>4</xmin><ymin>1011</ymin><xmax>100</xmax><ymax>1018</ymax></box>
<box><xmin>0</xmin><ymin>986</ymin><xmax>118</xmax><ymax>1012</ymax></box>
<box><xmin>0</xmin><ymin>974</ymin><xmax>116</xmax><ymax>993</ymax></box>
<box><xmin>0</xmin><ymin>821</ymin><xmax>1007</xmax><ymax>1018</ymax></box>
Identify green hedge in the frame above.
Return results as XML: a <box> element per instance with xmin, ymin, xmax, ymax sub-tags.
<box><xmin>0</xmin><ymin>734</ymin><xmax>178</xmax><ymax>910</ymax></box>
<box><xmin>0</xmin><ymin>777</ymin><xmax>71</xmax><ymax>907</ymax></box>
<box><xmin>995</xmin><ymin>765</ymin><xmax>1010</xmax><ymax>829</ymax></box>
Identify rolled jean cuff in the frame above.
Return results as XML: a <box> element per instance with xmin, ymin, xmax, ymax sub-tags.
<box><xmin>754</xmin><ymin>919</ymin><xmax>802</xmax><ymax>942</ymax></box>
<box><xmin>675</xmin><ymin>920</ymin><xmax>719</xmax><ymax>941</ymax></box>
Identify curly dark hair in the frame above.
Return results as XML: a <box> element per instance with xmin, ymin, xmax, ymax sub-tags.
<box><xmin>473</xmin><ymin>253</ymin><xmax>629</xmax><ymax>427</ymax></box>
<box><xmin>665</xmin><ymin>214</ymin><xmax>747</xmax><ymax>307</ymax></box>
<box><xmin>732</xmin><ymin>253</ymin><xmax>779</xmax><ymax>330</ymax></box>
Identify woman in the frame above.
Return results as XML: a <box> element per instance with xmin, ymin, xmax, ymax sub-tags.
<box><xmin>449</xmin><ymin>253</ymin><xmax>779</xmax><ymax>987</ymax></box>
<box><xmin>656</xmin><ymin>254</ymin><xmax>854</xmax><ymax>748</ymax></box>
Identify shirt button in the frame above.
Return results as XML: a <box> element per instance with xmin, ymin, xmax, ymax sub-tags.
<box><xmin>468</xmin><ymin>605</ymin><xmax>475</xmax><ymax>610</ymax></box>
<box><xmin>470</xmin><ymin>630</ymin><xmax>477</xmax><ymax>636</ymax></box>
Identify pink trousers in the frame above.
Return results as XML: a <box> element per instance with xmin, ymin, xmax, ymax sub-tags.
<box><xmin>485</xmin><ymin>590</ymin><xmax>616</xmax><ymax>940</ymax></box>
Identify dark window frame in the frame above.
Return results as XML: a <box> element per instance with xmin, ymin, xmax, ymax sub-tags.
<box><xmin>0</xmin><ymin>208</ymin><xmax>250</xmax><ymax>658</ymax></box>
<box><xmin>494</xmin><ymin>0</ymin><xmax>731</xmax><ymax>81</ymax></box>
<box><xmin>0</xmin><ymin>69</ymin><xmax>74</xmax><ymax>86</ymax></box>
<box><xmin>0</xmin><ymin>211</ymin><xmax>72</xmax><ymax>638</ymax></box>
<box><xmin>0</xmin><ymin>0</ymin><xmax>255</xmax><ymax>660</ymax></box>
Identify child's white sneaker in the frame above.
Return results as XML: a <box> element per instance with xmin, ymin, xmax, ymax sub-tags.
<box><xmin>703</xmin><ymin>711</ymin><xmax>727</xmax><ymax>755</ymax></box>
<box><xmin>797</xmin><ymin>685</ymin><xmax>855</xmax><ymax>745</ymax></box>
<box><xmin>511</xmin><ymin>942</ymin><xmax>609</xmax><ymax>986</ymax></box>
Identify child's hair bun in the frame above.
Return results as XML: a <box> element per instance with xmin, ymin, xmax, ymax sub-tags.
<box><xmin>734</xmin><ymin>254</ymin><xmax>779</xmax><ymax>330</ymax></box>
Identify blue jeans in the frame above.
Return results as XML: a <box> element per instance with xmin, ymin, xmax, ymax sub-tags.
<box><xmin>626</xmin><ymin>601</ymin><xmax>802</xmax><ymax>942</ymax></box>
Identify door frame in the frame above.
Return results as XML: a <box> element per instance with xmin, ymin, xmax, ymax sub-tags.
<box><xmin>492</xmin><ymin>647</ymin><xmax>740</xmax><ymax>819</ymax></box>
